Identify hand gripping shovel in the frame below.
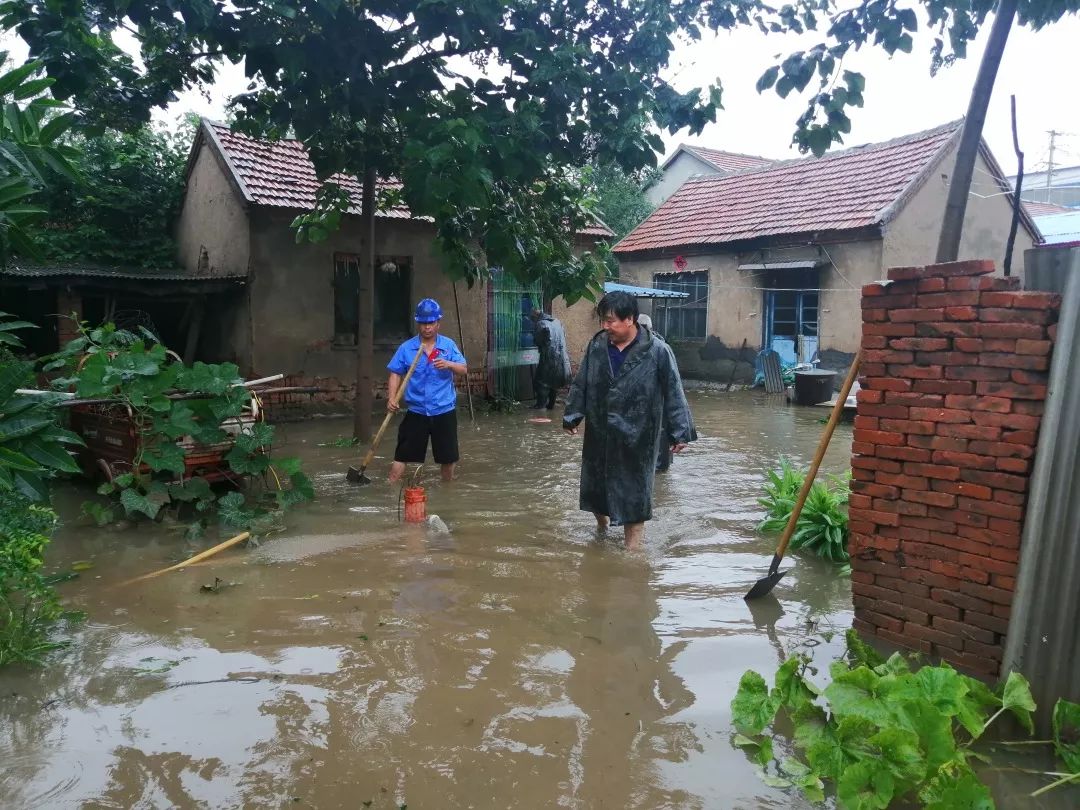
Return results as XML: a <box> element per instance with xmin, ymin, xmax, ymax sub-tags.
<box><xmin>347</xmin><ymin>344</ymin><xmax>424</xmax><ymax>484</ymax></box>
<box><xmin>745</xmin><ymin>350</ymin><xmax>862</xmax><ymax>600</ymax></box>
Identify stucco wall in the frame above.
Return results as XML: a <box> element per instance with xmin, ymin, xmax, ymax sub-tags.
<box><xmin>176</xmin><ymin>142</ymin><xmax>250</xmax><ymax>278</ymax></box>
<box><xmin>883</xmin><ymin>143</ymin><xmax>1036</xmax><ymax>280</ymax></box>
<box><xmin>246</xmin><ymin>211</ymin><xmax>489</xmax><ymax>384</ymax></box>
<box><xmin>176</xmin><ymin>140</ymin><xmax>254</xmax><ymax>368</ymax></box>
<box><xmin>617</xmin><ymin>238</ymin><xmax>884</xmax><ymax>378</ymax></box>
<box><xmin>645</xmin><ymin>153</ymin><xmax>718</xmax><ymax>207</ymax></box>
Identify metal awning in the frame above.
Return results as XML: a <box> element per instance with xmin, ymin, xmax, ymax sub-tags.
<box><xmin>603</xmin><ymin>281</ymin><xmax>689</xmax><ymax>299</ymax></box>
<box><xmin>738</xmin><ymin>260</ymin><xmax>821</xmax><ymax>271</ymax></box>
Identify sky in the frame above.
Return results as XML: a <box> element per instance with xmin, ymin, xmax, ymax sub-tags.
<box><xmin>7</xmin><ymin>8</ymin><xmax>1080</xmax><ymax>180</ymax></box>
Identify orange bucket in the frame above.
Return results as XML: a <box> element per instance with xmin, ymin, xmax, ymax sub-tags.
<box><xmin>403</xmin><ymin>486</ymin><xmax>427</xmax><ymax>523</ymax></box>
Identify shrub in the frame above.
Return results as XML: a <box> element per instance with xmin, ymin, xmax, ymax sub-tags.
<box><xmin>759</xmin><ymin>457</ymin><xmax>850</xmax><ymax>563</ymax></box>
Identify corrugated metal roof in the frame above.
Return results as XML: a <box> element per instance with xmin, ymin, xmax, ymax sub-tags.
<box><xmin>1033</xmin><ymin>211</ymin><xmax>1080</xmax><ymax>245</ymax></box>
<box><xmin>204</xmin><ymin>121</ymin><xmax>613</xmax><ymax>238</ymax></box>
<box><xmin>1</xmin><ymin>263</ymin><xmax>246</xmax><ymax>282</ymax></box>
<box><xmin>603</xmin><ymin>281</ymin><xmax>689</xmax><ymax>299</ymax></box>
<box><xmin>615</xmin><ymin>121</ymin><xmax>965</xmax><ymax>254</ymax></box>
<box><xmin>738</xmin><ymin>260</ymin><xmax>821</xmax><ymax>271</ymax></box>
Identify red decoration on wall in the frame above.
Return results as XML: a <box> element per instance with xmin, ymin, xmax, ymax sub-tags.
<box><xmin>673</xmin><ymin>255</ymin><xmax>687</xmax><ymax>271</ymax></box>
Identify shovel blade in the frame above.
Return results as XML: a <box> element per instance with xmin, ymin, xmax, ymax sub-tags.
<box><xmin>346</xmin><ymin>466</ymin><xmax>371</xmax><ymax>485</ymax></box>
<box><xmin>745</xmin><ymin>569</ymin><xmax>788</xmax><ymax>600</ymax></box>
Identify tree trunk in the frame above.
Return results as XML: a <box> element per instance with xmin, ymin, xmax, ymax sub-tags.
<box><xmin>935</xmin><ymin>0</ymin><xmax>1018</xmax><ymax>263</ymax></box>
<box><xmin>353</xmin><ymin>166</ymin><xmax>376</xmax><ymax>441</ymax></box>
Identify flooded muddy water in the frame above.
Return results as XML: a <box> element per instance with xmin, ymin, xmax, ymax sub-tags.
<box><xmin>1</xmin><ymin>391</ymin><xmax>1074</xmax><ymax>808</ymax></box>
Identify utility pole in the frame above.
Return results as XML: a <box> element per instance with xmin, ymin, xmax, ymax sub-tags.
<box><xmin>1045</xmin><ymin>129</ymin><xmax>1060</xmax><ymax>201</ymax></box>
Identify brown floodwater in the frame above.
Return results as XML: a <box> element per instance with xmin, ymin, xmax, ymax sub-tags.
<box><xmin>1</xmin><ymin>391</ymin><xmax>1075</xmax><ymax>808</ymax></box>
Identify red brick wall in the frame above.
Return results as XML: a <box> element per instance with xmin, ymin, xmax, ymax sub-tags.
<box><xmin>849</xmin><ymin>260</ymin><xmax>1061</xmax><ymax>676</ymax></box>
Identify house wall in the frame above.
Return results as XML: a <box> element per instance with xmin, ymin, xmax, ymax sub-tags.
<box><xmin>884</xmin><ymin>145</ymin><xmax>1036</xmax><ymax>280</ymax></box>
<box><xmin>645</xmin><ymin>153</ymin><xmax>718</xmax><ymax>207</ymax></box>
<box><xmin>175</xmin><ymin>141</ymin><xmax>254</xmax><ymax>368</ymax></box>
<box><xmin>617</xmin><ymin>237</ymin><xmax>883</xmax><ymax>380</ymax></box>
<box><xmin>176</xmin><ymin>142</ymin><xmax>251</xmax><ymax>278</ymax></box>
<box><xmin>246</xmin><ymin>210</ymin><xmax>489</xmax><ymax>398</ymax></box>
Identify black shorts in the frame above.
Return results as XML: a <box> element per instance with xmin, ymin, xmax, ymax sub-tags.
<box><xmin>394</xmin><ymin>409</ymin><xmax>459</xmax><ymax>465</ymax></box>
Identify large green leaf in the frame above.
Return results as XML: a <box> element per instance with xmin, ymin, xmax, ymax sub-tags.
<box><xmin>1000</xmin><ymin>671</ymin><xmax>1036</xmax><ymax>734</ymax></box>
<box><xmin>837</xmin><ymin>760</ymin><xmax>896</xmax><ymax>810</ymax></box>
<box><xmin>1052</xmin><ymin>698</ymin><xmax>1080</xmax><ymax>773</ymax></box>
<box><xmin>0</xmin><ymin>359</ymin><xmax>32</xmax><ymax>403</ymax></box>
<box><xmin>142</xmin><ymin>441</ymin><xmax>185</xmax><ymax>474</ymax></box>
<box><xmin>120</xmin><ymin>487</ymin><xmax>163</xmax><ymax>520</ymax></box>
<box><xmin>0</xmin><ymin>446</ymin><xmax>38</xmax><ymax>471</ymax></box>
<box><xmin>918</xmin><ymin>759</ymin><xmax>995</xmax><ymax>810</ymax></box>
<box><xmin>17</xmin><ymin>437</ymin><xmax>79</xmax><ymax>473</ymax></box>
<box><xmin>805</xmin><ymin>715</ymin><xmax>877</xmax><ymax>782</ymax></box>
<box><xmin>824</xmin><ymin>665</ymin><xmax>891</xmax><ymax>726</ymax></box>
<box><xmin>11</xmin><ymin>467</ymin><xmax>48</xmax><ymax>501</ymax></box>
<box><xmin>0</xmin><ymin>414</ymin><xmax>52</xmax><ymax>441</ymax></box>
<box><xmin>731</xmin><ymin>670</ymin><xmax>781</xmax><ymax>735</ymax></box>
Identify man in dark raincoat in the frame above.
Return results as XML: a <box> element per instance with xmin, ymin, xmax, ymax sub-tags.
<box><xmin>563</xmin><ymin>291</ymin><xmax>695</xmax><ymax>550</ymax></box>
<box><xmin>531</xmin><ymin>307</ymin><xmax>572</xmax><ymax>410</ymax></box>
<box><xmin>638</xmin><ymin>313</ymin><xmax>697</xmax><ymax>473</ymax></box>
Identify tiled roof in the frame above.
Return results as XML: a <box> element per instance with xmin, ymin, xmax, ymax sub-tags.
<box><xmin>1</xmin><ymin>263</ymin><xmax>246</xmax><ymax>282</ymax></box>
<box><xmin>203</xmin><ymin>121</ymin><xmax>613</xmax><ymax>237</ymax></box>
<box><xmin>205</xmin><ymin>122</ymin><xmax>411</xmax><ymax>219</ymax></box>
<box><xmin>616</xmin><ymin>121</ymin><xmax>965</xmax><ymax>254</ymax></box>
<box><xmin>681</xmin><ymin>145</ymin><xmax>773</xmax><ymax>172</ymax></box>
<box><xmin>1024</xmin><ymin>200</ymin><xmax>1075</xmax><ymax>217</ymax></box>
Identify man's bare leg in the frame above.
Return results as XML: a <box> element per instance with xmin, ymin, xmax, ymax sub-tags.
<box><xmin>594</xmin><ymin>513</ymin><xmax>610</xmax><ymax>532</ymax></box>
<box><xmin>623</xmin><ymin>522</ymin><xmax>645</xmax><ymax>551</ymax></box>
<box><xmin>440</xmin><ymin>463</ymin><xmax>456</xmax><ymax>481</ymax></box>
<box><xmin>388</xmin><ymin>461</ymin><xmax>406</xmax><ymax>483</ymax></box>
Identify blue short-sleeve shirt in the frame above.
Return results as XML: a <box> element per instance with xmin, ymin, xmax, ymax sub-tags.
<box><xmin>387</xmin><ymin>334</ymin><xmax>467</xmax><ymax>416</ymax></box>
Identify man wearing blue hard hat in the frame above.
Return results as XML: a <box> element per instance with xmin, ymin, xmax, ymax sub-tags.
<box><xmin>386</xmin><ymin>298</ymin><xmax>468</xmax><ymax>482</ymax></box>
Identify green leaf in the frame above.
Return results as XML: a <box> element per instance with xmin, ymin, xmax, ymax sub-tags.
<box><xmin>779</xmin><ymin>757</ymin><xmax>824</xmax><ymax>803</ymax></box>
<box><xmin>11</xmin><ymin>467</ymin><xmax>48</xmax><ymax>500</ymax></box>
<box><xmin>805</xmin><ymin>715</ymin><xmax>876</xmax><ymax>782</ymax></box>
<box><xmin>1052</xmin><ymin>698</ymin><xmax>1080</xmax><ymax>772</ymax></box>
<box><xmin>756</xmin><ymin>65</ymin><xmax>780</xmax><ymax>93</ymax></box>
<box><xmin>772</xmin><ymin>655</ymin><xmax>817</xmax><ymax>716</ymax></box>
<box><xmin>731</xmin><ymin>670</ymin><xmax>781</xmax><ymax>735</ymax></box>
<box><xmin>1000</xmin><ymin>671</ymin><xmax>1036</xmax><ymax>734</ymax></box>
<box><xmin>824</xmin><ymin>665</ymin><xmax>891</xmax><ymax>726</ymax></box>
<box><xmin>18</xmin><ymin>437</ymin><xmax>80</xmax><ymax>473</ymax></box>
<box><xmin>0</xmin><ymin>446</ymin><xmax>39</xmax><ymax>471</ymax></box>
<box><xmin>918</xmin><ymin>759</ymin><xmax>994</xmax><ymax>810</ymax></box>
<box><xmin>958</xmin><ymin>676</ymin><xmax>1001</xmax><ymax>740</ymax></box>
<box><xmin>120</xmin><ymin>487</ymin><xmax>163</xmax><ymax>520</ymax></box>
<box><xmin>143</xmin><ymin>441</ymin><xmax>185</xmax><ymax>474</ymax></box>
<box><xmin>868</xmin><ymin>726</ymin><xmax>926</xmax><ymax>789</ymax></box>
<box><xmin>837</xmin><ymin>760</ymin><xmax>895</xmax><ymax>810</ymax></box>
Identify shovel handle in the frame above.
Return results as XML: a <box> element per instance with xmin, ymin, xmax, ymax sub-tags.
<box><xmin>772</xmin><ymin>350</ymin><xmax>863</xmax><ymax>567</ymax></box>
<box><xmin>358</xmin><ymin>344</ymin><xmax>425</xmax><ymax>469</ymax></box>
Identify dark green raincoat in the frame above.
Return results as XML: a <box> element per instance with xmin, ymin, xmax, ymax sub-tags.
<box><xmin>563</xmin><ymin>327</ymin><xmax>694</xmax><ymax>525</ymax></box>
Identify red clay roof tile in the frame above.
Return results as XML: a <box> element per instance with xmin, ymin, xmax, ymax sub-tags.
<box><xmin>616</xmin><ymin>121</ymin><xmax>964</xmax><ymax>253</ymax></box>
<box><xmin>204</xmin><ymin>121</ymin><xmax>614</xmax><ymax>237</ymax></box>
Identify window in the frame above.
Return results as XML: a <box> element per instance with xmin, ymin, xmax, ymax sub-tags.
<box><xmin>374</xmin><ymin>256</ymin><xmax>413</xmax><ymax>340</ymax></box>
<box><xmin>333</xmin><ymin>254</ymin><xmax>413</xmax><ymax>345</ymax></box>
<box><xmin>653</xmin><ymin>270</ymin><xmax>708</xmax><ymax>340</ymax></box>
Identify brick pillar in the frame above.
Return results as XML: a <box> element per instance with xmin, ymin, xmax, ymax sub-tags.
<box><xmin>849</xmin><ymin>260</ymin><xmax>1060</xmax><ymax>676</ymax></box>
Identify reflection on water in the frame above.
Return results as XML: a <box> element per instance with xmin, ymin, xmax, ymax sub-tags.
<box><xmin>0</xmin><ymin>391</ymin><xmax>1071</xmax><ymax>808</ymax></box>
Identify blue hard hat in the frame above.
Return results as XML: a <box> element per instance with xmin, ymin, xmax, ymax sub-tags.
<box><xmin>414</xmin><ymin>298</ymin><xmax>443</xmax><ymax>323</ymax></box>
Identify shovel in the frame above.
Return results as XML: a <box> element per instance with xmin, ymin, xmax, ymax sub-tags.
<box><xmin>745</xmin><ymin>350</ymin><xmax>862</xmax><ymax>600</ymax></box>
<box><xmin>347</xmin><ymin>344</ymin><xmax>425</xmax><ymax>484</ymax></box>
